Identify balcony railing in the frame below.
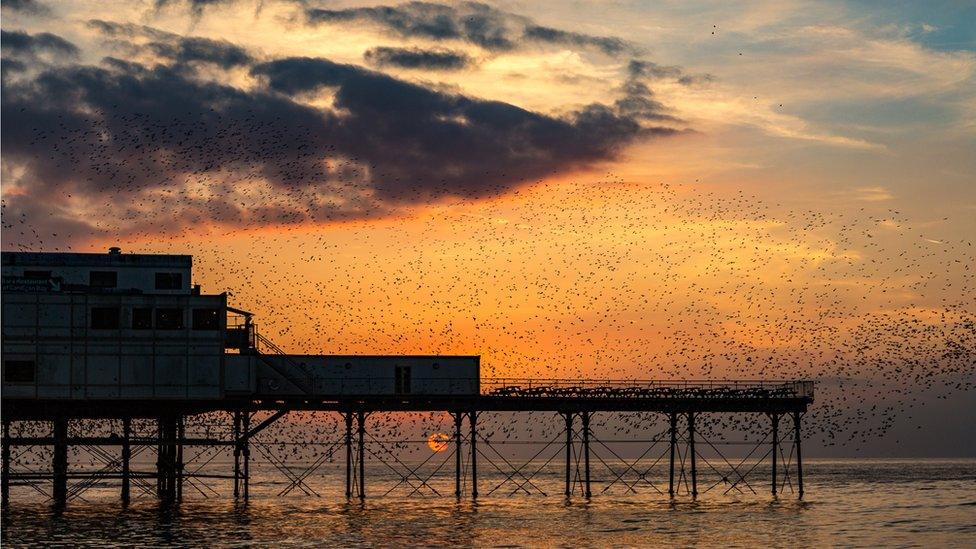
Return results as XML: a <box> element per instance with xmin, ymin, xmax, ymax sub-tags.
<box><xmin>248</xmin><ymin>376</ymin><xmax>813</xmax><ymax>400</ymax></box>
<box><xmin>480</xmin><ymin>379</ymin><xmax>814</xmax><ymax>400</ymax></box>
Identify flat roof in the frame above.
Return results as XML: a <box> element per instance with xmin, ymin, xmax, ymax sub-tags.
<box><xmin>1</xmin><ymin>251</ymin><xmax>191</xmax><ymax>269</ymax></box>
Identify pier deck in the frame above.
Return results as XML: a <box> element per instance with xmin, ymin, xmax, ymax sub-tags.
<box><xmin>1</xmin><ymin>379</ymin><xmax>813</xmax><ymax>505</ymax></box>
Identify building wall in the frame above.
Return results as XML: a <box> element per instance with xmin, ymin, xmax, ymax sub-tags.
<box><xmin>248</xmin><ymin>354</ymin><xmax>480</xmax><ymax>396</ymax></box>
<box><xmin>1</xmin><ymin>251</ymin><xmax>192</xmax><ymax>294</ymax></box>
<box><xmin>1</xmin><ymin>292</ymin><xmax>227</xmax><ymax>399</ymax></box>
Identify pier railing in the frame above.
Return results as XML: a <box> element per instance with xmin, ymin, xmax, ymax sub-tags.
<box><xmin>250</xmin><ymin>378</ymin><xmax>813</xmax><ymax>400</ymax></box>
<box><xmin>481</xmin><ymin>379</ymin><xmax>814</xmax><ymax>400</ymax></box>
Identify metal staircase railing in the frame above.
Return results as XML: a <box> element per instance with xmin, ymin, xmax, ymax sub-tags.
<box><xmin>253</xmin><ymin>331</ymin><xmax>313</xmax><ymax>394</ymax></box>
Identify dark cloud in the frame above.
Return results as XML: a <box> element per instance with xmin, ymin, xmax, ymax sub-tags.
<box><xmin>1</xmin><ymin>29</ymin><xmax>80</xmax><ymax>58</ymax></box>
<box><xmin>251</xmin><ymin>56</ymin><xmax>670</xmax><ymax>201</ymax></box>
<box><xmin>304</xmin><ymin>2</ymin><xmax>545</xmax><ymax>54</ymax></box>
<box><xmin>677</xmin><ymin>73</ymin><xmax>714</xmax><ymax>86</ymax></box>
<box><xmin>306</xmin><ymin>2</ymin><xmax>635</xmax><ymax>56</ymax></box>
<box><xmin>626</xmin><ymin>59</ymin><xmax>712</xmax><ymax>88</ymax></box>
<box><xmin>0</xmin><ymin>198</ymin><xmax>100</xmax><ymax>251</ymax></box>
<box><xmin>1</xmin><ymin>58</ymin><xmax>28</xmax><ymax>75</ymax></box>
<box><xmin>146</xmin><ymin>37</ymin><xmax>252</xmax><ymax>68</ymax></box>
<box><xmin>1</xmin><ymin>60</ymin><xmax>339</xmax><ymax>238</ymax></box>
<box><xmin>303</xmin><ymin>3</ymin><xmax>700</xmax><ymax>104</ymax></box>
<box><xmin>522</xmin><ymin>25</ymin><xmax>629</xmax><ymax>56</ymax></box>
<box><xmin>87</xmin><ymin>19</ymin><xmax>179</xmax><ymax>41</ymax></box>
<box><xmin>153</xmin><ymin>0</ymin><xmax>233</xmax><ymax>17</ymax></box>
<box><xmin>87</xmin><ymin>21</ymin><xmax>250</xmax><ymax>69</ymax></box>
<box><xmin>615</xmin><ymin>80</ymin><xmax>675</xmax><ymax>122</ymax></box>
<box><xmin>610</xmin><ymin>60</ymin><xmax>707</xmax><ymax>121</ymax></box>
<box><xmin>248</xmin><ymin>56</ymin><xmax>362</xmax><ymax>94</ymax></box>
<box><xmin>306</xmin><ymin>2</ymin><xmax>517</xmax><ymax>51</ymax></box>
<box><xmin>4</xmin><ymin>3</ymin><xmax>687</xmax><ymax>245</ymax></box>
<box><xmin>627</xmin><ymin>59</ymin><xmax>682</xmax><ymax>80</ymax></box>
<box><xmin>2</xmin><ymin>49</ymin><xmax>676</xmax><ymax>244</ymax></box>
<box><xmin>1</xmin><ymin>0</ymin><xmax>50</xmax><ymax>15</ymax></box>
<box><xmin>364</xmin><ymin>46</ymin><xmax>472</xmax><ymax>70</ymax></box>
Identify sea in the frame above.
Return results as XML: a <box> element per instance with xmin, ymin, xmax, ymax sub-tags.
<box><xmin>2</xmin><ymin>458</ymin><xmax>974</xmax><ymax>547</ymax></box>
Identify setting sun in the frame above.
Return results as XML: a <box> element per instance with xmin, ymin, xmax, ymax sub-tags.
<box><xmin>426</xmin><ymin>433</ymin><xmax>450</xmax><ymax>453</ymax></box>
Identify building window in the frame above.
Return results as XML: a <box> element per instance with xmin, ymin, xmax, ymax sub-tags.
<box><xmin>24</xmin><ymin>270</ymin><xmax>52</xmax><ymax>279</ymax></box>
<box><xmin>155</xmin><ymin>272</ymin><xmax>183</xmax><ymax>290</ymax></box>
<box><xmin>91</xmin><ymin>307</ymin><xmax>120</xmax><ymax>329</ymax></box>
<box><xmin>155</xmin><ymin>308</ymin><xmax>184</xmax><ymax>329</ymax></box>
<box><xmin>4</xmin><ymin>360</ymin><xmax>35</xmax><ymax>383</ymax></box>
<box><xmin>90</xmin><ymin>271</ymin><xmax>118</xmax><ymax>288</ymax></box>
<box><xmin>192</xmin><ymin>308</ymin><xmax>220</xmax><ymax>330</ymax></box>
<box><xmin>132</xmin><ymin>307</ymin><xmax>152</xmax><ymax>329</ymax></box>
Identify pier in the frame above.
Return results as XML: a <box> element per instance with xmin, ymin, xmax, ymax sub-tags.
<box><xmin>1</xmin><ymin>250</ymin><xmax>813</xmax><ymax>507</ymax></box>
<box><xmin>1</xmin><ymin>379</ymin><xmax>812</xmax><ymax>506</ymax></box>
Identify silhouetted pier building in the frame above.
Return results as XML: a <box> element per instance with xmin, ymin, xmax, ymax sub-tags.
<box><xmin>1</xmin><ymin>249</ymin><xmax>813</xmax><ymax>506</ymax></box>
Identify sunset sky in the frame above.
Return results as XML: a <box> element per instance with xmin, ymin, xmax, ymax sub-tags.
<box><xmin>2</xmin><ymin>0</ymin><xmax>974</xmax><ymax>455</ymax></box>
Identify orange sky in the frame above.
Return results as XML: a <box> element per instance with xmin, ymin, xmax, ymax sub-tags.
<box><xmin>108</xmin><ymin>170</ymin><xmax>973</xmax><ymax>387</ymax></box>
<box><xmin>2</xmin><ymin>0</ymin><xmax>974</xmax><ymax>453</ymax></box>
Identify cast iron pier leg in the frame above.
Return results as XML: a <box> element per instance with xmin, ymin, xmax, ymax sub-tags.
<box><xmin>687</xmin><ymin>412</ymin><xmax>697</xmax><ymax>498</ymax></box>
<box><xmin>357</xmin><ymin>411</ymin><xmax>365</xmax><ymax>500</ymax></box>
<box><xmin>2</xmin><ymin>419</ymin><xmax>10</xmax><ymax>506</ymax></box>
<box><xmin>469</xmin><ymin>411</ymin><xmax>478</xmax><ymax>499</ymax></box>
<box><xmin>176</xmin><ymin>416</ymin><xmax>184</xmax><ymax>502</ymax></box>
<box><xmin>582</xmin><ymin>411</ymin><xmax>591</xmax><ymax>499</ymax></box>
<box><xmin>564</xmin><ymin>412</ymin><xmax>573</xmax><ymax>497</ymax></box>
<box><xmin>794</xmin><ymin>411</ymin><xmax>803</xmax><ymax>499</ymax></box>
<box><xmin>242</xmin><ymin>412</ymin><xmax>250</xmax><ymax>500</ymax></box>
<box><xmin>668</xmin><ymin>413</ymin><xmax>677</xmax><ymax>498</ymax></box>
<box><xmin>771</xmin><ymin>413</ymin><xmax>779</xmax><ymax>497</ymax></box>
<box><xmin>345</xmin><ymin>413</ymin><xmax>353</xmax><ymax>499</ymax></box>
<box><xmin>53</xmin><ymin>418</ymin><xmax>68</xmax><ymax>506</ymax></box>
<box><xmin>158</xmin><ymin>418</ymin><xmax>166</xmax><ymax>499</ymax></box>
<box><xmin>233</xmin><ymin>412</ymin><xmax>241</xmax><ymax>499</ymax></box>
<box><xmin>156</xmin><ymin>418</ymin><xmax>164</xmax><ymax>496</ymax></box>
<box><xmin>121</xmin><ymin>418</ymin><xmax>131</xmax><ymax>504</ymax></box>
<box><xmin>454</xmin><ymin>412</ymin><xmax>463</xmax><ymax>498</ymax></box>
<box><xmin>157</xmin><ymin>416</ymin><xmax>177</xmax><ymax>501</ymax></box>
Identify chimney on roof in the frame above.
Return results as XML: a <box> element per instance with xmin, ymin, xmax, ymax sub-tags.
<box><xmin>108</xmin><ymin>247</ymin><xmax>121</xmax><ymax>255</ymax></box>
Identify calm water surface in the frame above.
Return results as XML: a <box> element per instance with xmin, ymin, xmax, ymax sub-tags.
<box><xmin>2</xmin><ymin>459</ymin><xmax>974</xmax><ymax>547</ymax></box>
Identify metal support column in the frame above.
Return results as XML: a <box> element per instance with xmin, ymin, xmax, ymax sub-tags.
<box><xmin>233</xmin><ymin>412</ymin><xmax>241</xmax><ymax>498</ymax></box>
<box><xmin>454</xmin><ymin>412</ymin><xmax>463</xmax><ymax>498</ymax></box>
<box><xmin>582</xmin><ymin>411</ymin><xmax>591</xmax><ymax>499</ymax></box>
<box><xmin>52</xmin><ymin>418</ymin><xmax>68</xmax><ymax>505</ymax></box>
<box><xmin>668</xmin><ymin>413</ymin><xmax>677</xmax><ymax>498</ymax></box>
<box><xmin>344</xmin><ymin>413</ymin><xmax>353</xmax><ymax>499</ymax></box>
<box><xmin>242</xmin><ymin>412</ymin><xmax>251</xmax><ymax>500</ymax></box>
<box><xmin>564</xmin><ymin>412</ymin><xmax>573</xmax><ymax>497</ymax></box>
<box><xmin>687</xmin><ymin>412</ymin><xmax>697</xmax><ymax>498</ymax></box>
<box><xmin>771</xmin><ymin>413</ymin><xmax>779</xmax><ymax>497</ymax></box>
<box><xmin>176</xmin><ymin>416</ymin><xmax>184</xmax><ymax>501</ymax></box>
<box><xmin>2</xmin><ymin>419</ymin><xmax>10</xmax><ymax>506</ymax></box>
<box><xmin>794</xmin><ymin>411</ymin><xmax>803</xmax><ymax>499</ymax></box>
<box><xmin>356</xmin><ymin>411</ymin><xmax>365</xmax><ymax>500</ymax></box>
<box><xmin>168</xmin><ymin>416</ymin><xmax>177</xmax><ymax>500</ymax></box>
<box><xmin>156</xmin><ymin>417</ymin><xmax>164</xmax><ymax>496</ymax></box>
<box><xmin>157</xmin><ymin>416</ymin><xmax>176</xmax><ymax>501</ymax></box>
<box><xmin>469</xmin><ymin>411</ymin><xmax>478</xmax><ymax>499</ymax></box>
<box><xmin>121</xmin><ymin>418</ymin><xmax>131</xmax><ymax>504</ymax></box>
